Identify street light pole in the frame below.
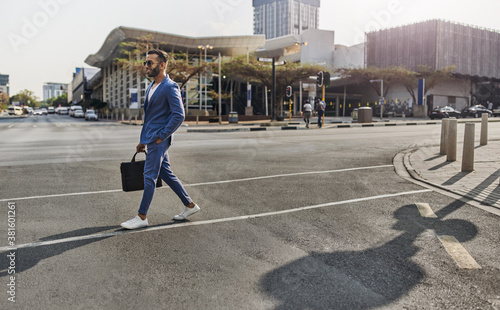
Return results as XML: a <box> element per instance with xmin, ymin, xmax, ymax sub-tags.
<box><xmin>272</xmin><ymin>56</ymin><xmax>276</xmax><ymax>121</ymax></box>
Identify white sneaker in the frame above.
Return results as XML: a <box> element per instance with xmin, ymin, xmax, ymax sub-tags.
<box><xmin>173</xmin><ymin>204</ymin><xmax>200</xmax><ymax>221</ymax></box>
<box><xmin>120</xmin><ymin>215</ymin><xmax>148</xmax><ymax>230</ymax></box>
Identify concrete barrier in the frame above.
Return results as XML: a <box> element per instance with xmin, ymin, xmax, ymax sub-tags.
<box><xmin>440</xmin><ymin>119</ymin><xmax>449</xmax><ymax>155</ymax></box>
<box><xmin>480</xmin><ymin>113</ymin><xmax>488</xmax><ymax>146</ymax></box>
<box><xmin>447</xmin><ymin>118</ymin><xmax>457</xmax><ymax>162</ymax></box>
<box><xmin>462</xmin><ymin>123</ymin><xmax>475</xmax><ymax>172</ymax></box>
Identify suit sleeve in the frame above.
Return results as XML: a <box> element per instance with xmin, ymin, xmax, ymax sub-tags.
<box><xmin>156</xmin><ymin>83</ymin><xmax>185</xmax><ymax>142</ymax></box>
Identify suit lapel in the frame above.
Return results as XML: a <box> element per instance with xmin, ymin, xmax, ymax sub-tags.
<box><xmin>144</xmin><ymin>82</ymin><xmax>153</xmax><ymax>112</ymax></box>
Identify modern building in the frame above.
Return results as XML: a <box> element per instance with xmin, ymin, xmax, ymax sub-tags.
<box><xmin>43</xmin><ymin>82</ymin><xmax>68</xmax><ymax>101</ymax></box>
<box><xmin>70</xmin><ymin>67</ymin><xmax>100</xmax><ymax>105</ymax></box>
<box><xmin>364</xmin><ymin>19</ymin><xmax>500</xmax><ymax>114</ymax></box>
<box><xmin>0</xmin><ymin>74</ymin><xmax>9</xmax><ymax>98</ymax></box>
<box><xmin>253</xmin><ymin>0</ymin><xmax>320</xmax><ymax>39</ymax></box>
<box><xmin>85</xmin><ymin>26</ymin><xmax>265</xmax><ymax>119</ymax></box>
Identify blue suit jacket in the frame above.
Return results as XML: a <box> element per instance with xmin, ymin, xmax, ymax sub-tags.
<box><xmin>140</xmin><ymin>75</ymin><xmax>185</xmax><ymax>145</ymax></box>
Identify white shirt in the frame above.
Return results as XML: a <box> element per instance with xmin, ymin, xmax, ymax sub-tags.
<box><xmin>303</xmin><ymin>103</ymin><xmax>313</xmax><ymax>112</ymax></box>
<box><xmin>148</xmin><ymin>82</ymin><xmax>160</xmax><ymax>102</ymax></box>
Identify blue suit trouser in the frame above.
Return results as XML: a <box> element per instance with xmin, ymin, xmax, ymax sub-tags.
<box><xmin>138</xmin><ymin>138</ymin><xmax>192</xmax><ymax>215</ymax></box>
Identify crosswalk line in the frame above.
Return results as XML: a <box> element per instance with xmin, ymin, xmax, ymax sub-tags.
<box><xmin>415</xmin><ymin>202</ymin><xmax>438</xmax><ymax>218</ymax></box>
<box><xmin>437</xmin><ymin>235</ymin><xmax>482</xmax><ymax>269</ymax></box>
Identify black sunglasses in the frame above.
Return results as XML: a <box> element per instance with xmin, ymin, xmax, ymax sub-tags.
<box><xmin>143</xmin><ymin>60</ymin><xmax>162</xmax><ymax>67</ymax></box>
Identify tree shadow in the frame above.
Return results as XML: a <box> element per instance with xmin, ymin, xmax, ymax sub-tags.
<box><xmin>260</xmin><ymin>201</ymin><xmax>478</xmax><ymax>310</ymax></box>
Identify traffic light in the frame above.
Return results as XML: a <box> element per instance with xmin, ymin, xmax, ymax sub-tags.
<box><xmin>323</xmin><ymin>71</ymin><xmax>331</xmax><ymax>87</ymax></box>
<box><xmin>286</xmin><ymin>86</ymin><xmax>292</xmax><ymax>98</ymax></box>
<box><xmin>316</xmin><ymin>71</ymin><xmax>324</xmax><ymax>87</ymax></box>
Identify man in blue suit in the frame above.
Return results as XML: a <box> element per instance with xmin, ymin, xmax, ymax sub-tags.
<box><xmin>121</xmin><ymin>49</ymin><xmax>200</xmax><ymax>230</ymax></box>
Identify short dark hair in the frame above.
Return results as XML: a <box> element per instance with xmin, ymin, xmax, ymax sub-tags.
<box><xmin>147</xmin><ymin>49</ymin><xmax>169</xmax><ymax>64</ymax></box>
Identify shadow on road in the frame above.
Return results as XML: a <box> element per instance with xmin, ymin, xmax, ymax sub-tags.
<box><xmin>260</xmin><ymin>201</ymin><xmax>478</xmax><ymax>310</ymax></box>
<box><xmin>0</xmin><ymin>225</ymin><xmax>118</xmax><ymax>277</ymax></box>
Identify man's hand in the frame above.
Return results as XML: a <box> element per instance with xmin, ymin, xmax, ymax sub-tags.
<box><xmin>136</xmin><ymin>143</ymin><xmax>145</xmax><ymax>153</ymax></box>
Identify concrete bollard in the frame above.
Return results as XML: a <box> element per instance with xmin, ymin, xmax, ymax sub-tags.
<box><xmin>462</xmin><ymin>123</ymin><xmax>475</xmax><ymax>172</ymax></box>
<box><xmin>480</xmin><ymin>113</ymin><xmax>488</xmax><ymax>145</ymax></box>
<box><xmin>440</xmin><ymin>119</ymin><xmax>449</xmax><ymax>155</ymax></box>
<box><xmin>447</xmin><ymin>118</ymin><xmax>457</xmax><ymax>162</ymax></box>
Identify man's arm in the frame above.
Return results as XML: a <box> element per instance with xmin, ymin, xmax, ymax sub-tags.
<box><xmin>155</xmin><ymin>83</ymin><xmax>185</xmax><ymax>142</ymax></box>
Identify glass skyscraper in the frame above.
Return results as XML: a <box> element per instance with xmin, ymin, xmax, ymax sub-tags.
<box><xmin>253</xmin><ymin>0</ymin><xmax>320</xmax><ymax>39</ymax></box>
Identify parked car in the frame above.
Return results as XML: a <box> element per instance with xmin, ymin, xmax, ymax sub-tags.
<box><xmin>69</xmin><ymin>105</ymin><xmax>83</xmax><ymax>117</ymax></box>
<box><xmin>429</xmin><ymin>106</ymin><xmax>461</xmax><ymax>119</ymax></box>
<box><xmin>34</xmin><ymin>109</ymin><xmax>43</xmax><ymax>116</ymax></box>
<box><xmin>461</xmin><ymin>105</ymin><xmax>492</xmax><ymax>118</ymax></box>
<box><xmin>47</xmin><ymin>107</ymin><xmax>55</xmax><ymax>114</ymax></box>
<box><xmin>85</xmin><ymin>110</ymin><xmax>98</xmax><ymax>121</ymax></box>
<box><xmin>41</xmin><ymin>108</ymin><xmax>48</xmax><ymax>115</ymax></box>
<box><xmin>58</xmin><ymin>107</ymin><xmax>69</xmax><ymax>115</ymax></box>
<box><xmin>74</xmin><ymin>109</ymin><xmax>85</xmax><ymax>118</ymax></box>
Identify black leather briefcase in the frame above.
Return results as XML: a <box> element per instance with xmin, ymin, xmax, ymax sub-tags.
<box><xmin>120</xmin><ymin>152</ymin><xmax>163</xmax><ymax>192</ymax></box>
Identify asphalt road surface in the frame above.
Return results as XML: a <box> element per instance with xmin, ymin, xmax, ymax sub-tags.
<box><xmin>0</xmin><ymin>114</ymin><xmax>499</xmax><ymax>309</ymax></box>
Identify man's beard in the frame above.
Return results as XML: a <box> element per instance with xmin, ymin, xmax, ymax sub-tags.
<box><xmin>147</xmin><ymin>65</ymin><xmax>160</xmax><ymax>77</ymax></box>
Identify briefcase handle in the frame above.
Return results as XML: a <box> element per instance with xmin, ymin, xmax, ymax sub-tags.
<box><xmin>131</xmin><ymin>151</ymin><xmax>148</xmax><ymax>162</ymax></box>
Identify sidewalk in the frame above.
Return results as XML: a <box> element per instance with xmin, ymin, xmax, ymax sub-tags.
<box><xmin>403</xmin><ymin>140</ymin><xmax>500</xmax><ymax>214</ymax></box>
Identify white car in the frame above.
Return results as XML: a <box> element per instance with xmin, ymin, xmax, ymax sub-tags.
<box><xmin>74</xmin><ymin>110</ymin><xmax>85</xmax><ymax>118</ymax></box>
<box><xmin>58</xmin><ymin>107</ymin><xmax>69</xmax><ymax>115</ymax></box>
<box><xmin>85</xmin><ymin>110</ymin><xmax>98</xmax><ymax>121</ymax></box>
<box><xmin>34</xmin><ymin>109</ymin><xmax>43</xmax><ymax>116</ymax></box>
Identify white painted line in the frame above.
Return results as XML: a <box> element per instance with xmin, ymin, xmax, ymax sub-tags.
<box><xmin>0</xmin><ymin>165</ymin><xmax>393</xmax><ymax>202</ymax></box>
<box><xmin>437</xmin><ymin>235</ymin><xmax>481</xmax><ymax>269</ymax></box>
<box><xmin>415</xmin><ymin>203</ymin><xmax>438</xmax><ymax>218</ymax></box>
<box><xmin>187</xmin><ymin>165</ymin><xmax>393</xmax><ymax>187</ymax></box>
<box><xmin>0</xmin><ymin>189</ymin><xmax>431</xmax><ymax>251</ymax></box>
<box><xmin>8</xmin><ymin>124</ymin><xmax>15</xmax><ymax>128</ymax></box>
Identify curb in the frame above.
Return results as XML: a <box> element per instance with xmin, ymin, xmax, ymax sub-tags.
<box><xmin>397</xmin><ymin>148</ymin><xmax>500</xmax><ymax>216</ymax></box>
<box><xmin>187</xmin><ymin>126</ymin><xmax>300</xmax><ymax>133</ymax></box>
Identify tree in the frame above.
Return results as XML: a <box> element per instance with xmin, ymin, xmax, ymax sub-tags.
<box><xmin>114</xmin><ymin>35</ymin><xmax>211</xmax><ymax>89</ymax></box>
<box><xmin>50</xmin><ymin>93</ymin><xmax>69</xmax><ymax>107</ymax></box>
<box><xmin>336</xmin><ymin>65</ymin><xmax>456</xmax><ymax>104</ymax></box>
<box><xmin>224</xmin><ymin>55</ymin><xmax>326</xmax><ymax>115</ymax></box>
<box><xmin>10</xmin><ymin>89</ymin><xmax>39</xmax><ymax>107</ymax></box>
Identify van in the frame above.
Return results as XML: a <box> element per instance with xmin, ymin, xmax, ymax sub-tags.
<box><xmin>8</xmin><ymin>106</ymin><xmax>23</xmax><ymax>115</ymax></box>
<box><xmin>69</xmin><ymin>105</ymin><xmax>83</xmax><ymax>117</ymax></box>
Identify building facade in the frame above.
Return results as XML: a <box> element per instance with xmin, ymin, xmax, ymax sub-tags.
<box><xmin>85</xmin><ymin>26</ymin><xmax>265</xmax><ymax>119</ymax></box>
<box><xmin>364</xmin><ymin>20</ymin><xmax>500</xmax><ymax>113</ymax></box>
<box><xmin>70</xmin><ymin>67</ymin><xmax>100</xmax><ymax>105</ymax></box>
<box><xmin>43</xmin><ymin>82</ymin><xmax>68</xmax><ymax>101</ymax></box>
<box><xmin>0</xmin><ymin>74</ymin><xmax>9</xmax><ymax>99</ymax></box>
<box><xmin>253</xmin><ymin>0</ymin><xmax>320</xmax><ymax>39</ymax></box>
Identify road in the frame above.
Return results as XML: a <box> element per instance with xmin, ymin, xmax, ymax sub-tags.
<box><xmin>0</xmin><ymin>114</ymin><xmax>499</xmax><ymax>309</ymax></box>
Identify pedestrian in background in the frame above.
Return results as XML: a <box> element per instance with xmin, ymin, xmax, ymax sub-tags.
<box><xmin>303</xmin><ymin>100</ymin><xmax>313</xmax><ymax>128</ymax></box>
<box><xmin>315</xmin><ymin>98</ymin><xmax>325</xmax><ymax>128</ymax></box>
<box><xmin>121</xmin><ymin>49</ymin><xmax>200</xmax><ymax>230</ymax></box>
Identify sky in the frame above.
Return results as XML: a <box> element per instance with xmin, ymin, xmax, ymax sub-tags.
<box><xmin>1</xmin><ymin>0</ymin><xmax>499</xmax><ymax>100</ymax></box>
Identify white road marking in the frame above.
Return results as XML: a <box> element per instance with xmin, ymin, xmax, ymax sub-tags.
<box><xmin>437</xmin><ymin>235</ymin><xmax>482</xmax><ymax>269</ymax></box>
<box><xmin>415</xmin><ymin>203</ymin><xmax>438</xmax><ymax>218</ymax></box>
<box><xmin>0</xmin><ymin>164</ymin><xmax>393</xmax><ymax>202</ymax></box>
<box><xmin>0</xmin><ymin>189</ymin><xmax>431</xmax><ymax>251</ymax></box>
